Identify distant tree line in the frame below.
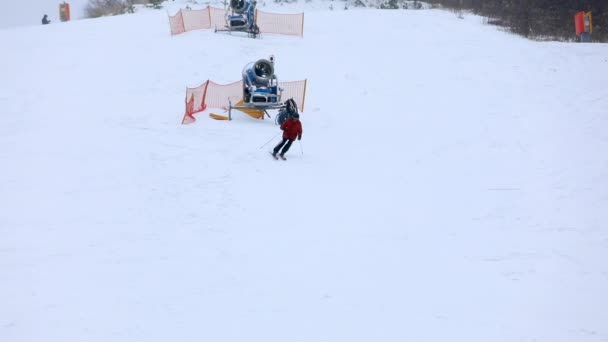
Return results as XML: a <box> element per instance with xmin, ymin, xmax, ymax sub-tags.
<box><xmin>424</xmin><ymin>0</ymin><xmax>607</xmax><ymax>42</ymax></box>
<box><xmin>85</xmin><ymin>0</ymin><xmax>163</xmax><ymax>18</ymax></box>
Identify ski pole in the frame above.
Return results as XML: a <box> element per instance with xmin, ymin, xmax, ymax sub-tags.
<box><xmin>299</xmin><ymin>140</ymin><xmax>304</xmax><ymax>155</ymax></box>
<box><xmin>259</xmin><ymin>133</ymin><xmax>280</xmax><ymax>149</ymax></box>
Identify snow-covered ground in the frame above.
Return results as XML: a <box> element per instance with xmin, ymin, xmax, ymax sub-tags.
<box><xmin>1</xmin><ymin>1</ymin><xmax>608</xmax><ymax>341</ymax></box>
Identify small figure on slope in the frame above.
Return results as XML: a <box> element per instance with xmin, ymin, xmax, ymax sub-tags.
<box><xmin>272</xmin><ymin>112</ymin><xmax>302</xmax><ymax>160</ymax></box>
<box><xmin>41</xmin><ymin>14</ymin><xmax>51</xmax><ymax>25</ymax></box>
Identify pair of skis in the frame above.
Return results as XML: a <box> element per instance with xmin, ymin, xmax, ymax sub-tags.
<box><xmin>269</xmin><ymin>152</ymin><xmax>287</xmax><ymax>161</ymax></box>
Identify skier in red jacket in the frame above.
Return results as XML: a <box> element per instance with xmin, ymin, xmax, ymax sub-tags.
<box><xmin>272</xmin><ymin>113</ymin><xmax>302</xmax><ymax>159</ymax></box>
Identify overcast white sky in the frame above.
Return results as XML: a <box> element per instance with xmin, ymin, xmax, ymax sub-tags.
<box><xmin>0</xmin><ymin>0</ymin><xmax>88</xmax><ymax>29</ymax></box>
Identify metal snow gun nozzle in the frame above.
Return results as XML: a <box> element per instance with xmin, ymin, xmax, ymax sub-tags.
<box><xmin>231</xmin><ymin>0</ymin><xmax>249</xmax><ymax>13</ymax></box>
<box><xmin>241</xmin><ymin>57</ymin><xmax>283</xmax><ymax>108</ymax></box>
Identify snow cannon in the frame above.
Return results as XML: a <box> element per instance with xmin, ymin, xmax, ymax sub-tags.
<box><xmin>241</xmin><ymin>57</ymin><xmax>281</xmax><ymax>106</ymax></box>
<box><xmin>226</xmin><ymin>56</ymin><xmax>301</xmax><ymax>122</ymax></box>
<box><xmin>219</xmin><ymin>0</ymin><xmax>259</xmax><ymax>37</ymax></box>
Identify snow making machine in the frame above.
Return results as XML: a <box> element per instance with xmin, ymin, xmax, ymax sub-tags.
<box><xmin>215</xmin><ymin>0</ymin><xmax>260</xmax><ymax>38</ymax></box>
<box><xmin>227</xmin><ymin>56</ymin><xmax>299</xmax><ymax>123</ymax></box>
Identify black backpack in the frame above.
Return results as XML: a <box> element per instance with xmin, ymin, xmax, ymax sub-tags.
<box><xmin>276</xmin><ymin>98</ymin><xmax>299</xmax><ymax>125</ymax></box>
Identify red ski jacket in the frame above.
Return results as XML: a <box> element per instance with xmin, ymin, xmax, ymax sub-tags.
<box><xmin>281</xmin><ymin>118</ymin><xmax>302</xmax><ymax>141</ymax></box>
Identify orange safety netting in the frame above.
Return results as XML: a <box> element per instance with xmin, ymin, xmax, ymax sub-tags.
<box><xmin>182</xmin><ymin>79</ymin><xmax>307</xmax><ymax>124</ymax></box>
<box><xmin>168</xmin><ymin>6</ymin><xmax>304</xmax><ymax>37</ymax></box>
<box><xmin>255</xmin><ymin>10</ymin><xmax>304</xmax><ymax>37</ymax></box>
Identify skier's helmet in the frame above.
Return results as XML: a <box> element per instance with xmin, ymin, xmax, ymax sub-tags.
<box><xmin>292</xmin><ymin>112</ymin><xmax>300</xmax><ymax>119</ymax></box>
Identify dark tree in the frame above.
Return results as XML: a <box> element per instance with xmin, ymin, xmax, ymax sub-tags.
<box><xmin>425</xmin><ymin>0</ymin><xmax>607</xmax><ymax>41</ymax></box>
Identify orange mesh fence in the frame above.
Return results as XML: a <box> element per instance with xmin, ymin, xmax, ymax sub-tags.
<box><xmin>182</xmin><ymin>79</ymin><xmax>307</xmax><ymax>124</ymax></box>
<box><xmin>204</xmin><ymin>80</ymin><xmax>243</xmax><ymax>110</ymax></box>
<box><xmin>168</xmin><ymin>10</ymin><xmax>185</xmax><ymax>35</ymax></box>
<box><xmin>169</xmin><ymin>6</ymin><xmax>304</xmax><ymax>36</ymax></box>
<box><xmin>256</xmin><ymin>10</ymin><xmax>304</xmax><ymax>36</ymax></box>
<box><xmin>209</xmin><ymin>7</ymin><xmax>228</xmax><ymax>29</ymax></box>
<box><xmin>182</xmin><ymin>8</ymin><xmax>211</xmax><ymax>32</ymax></box>
<box><xmin>181</xmin><ymin>82</ymin><xmax>208</xmax><ymax>124</ymax></box>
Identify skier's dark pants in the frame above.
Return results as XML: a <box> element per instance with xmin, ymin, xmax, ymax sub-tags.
<box><xmin>273</xmin><ymin>138</ymin><xmax>293</xmax><ymax>155</ymax></box>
